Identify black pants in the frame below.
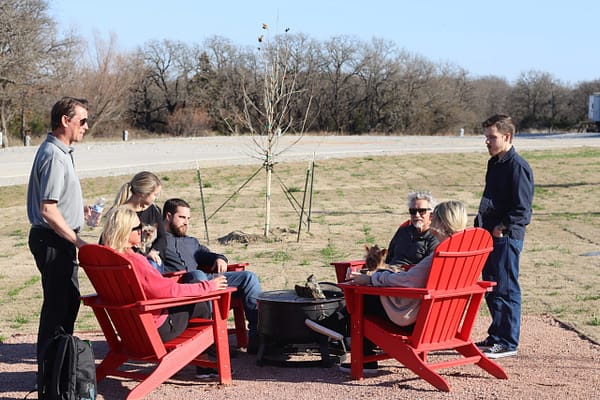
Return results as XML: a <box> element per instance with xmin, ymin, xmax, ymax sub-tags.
<box><xmin>157</xmin><ymin>281</ymin><xmax>211</xmax><ymax>342</ymax></box>
<box><xmin>28</xmin><ymin>227</ymin><xmax>80</xmax><ymax>359</ymax></box>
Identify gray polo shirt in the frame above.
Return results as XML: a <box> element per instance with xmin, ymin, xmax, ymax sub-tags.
<box><xmin>27</xmin><ymin>133</ymin><xmax>84</xmax><ymax>231</ymax></box>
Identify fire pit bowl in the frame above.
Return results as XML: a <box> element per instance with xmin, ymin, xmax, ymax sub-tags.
<box><xmin>256</xmin><ymin>283</ymin><xmax>345</xmax><ymax>367</ymax></box>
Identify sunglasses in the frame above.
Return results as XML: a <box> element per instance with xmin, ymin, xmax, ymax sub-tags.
<box><xmin>408</xmin><ymin>208</ymin><xmax>431</xmax><ymax>216</ymax></box>
<box><xmin>131</xmin><ymin>223</ymin><xmax>143</xmax><ymax>232</ymax></box>
<box><xmin>67</xmin><ymin>116</ymin><xmax>88</xmax><ymax>126</ymax></box>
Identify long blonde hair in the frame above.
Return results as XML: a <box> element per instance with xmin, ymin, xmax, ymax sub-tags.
<box><xmin>110</xmin><ymin>171</ymin><xmax>161</xmax><ymax>211</ymax></box>
<box><xmin>430</xmin><ymin>200</ymin><xmax>468</xmax><ymax>240</ymax></box>
<box><xmin>100</xmin><ymin>205</ymin><xmax>139</xmax><ymax>253</ymax></box>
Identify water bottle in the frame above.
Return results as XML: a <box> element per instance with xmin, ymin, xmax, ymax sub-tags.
<box><xmin>87</xmin><ymin>197</ymin><xmax>105</xmax><ymax>227</ymax></box>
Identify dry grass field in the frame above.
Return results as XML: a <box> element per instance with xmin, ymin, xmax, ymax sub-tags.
<box><xmin>1</xmin><ymin>146</ymin><xmax>600</xmax><ymax>399</ymax></box>
<box><xmin>0</xmin><ymin>146</ymin><xmax>598</xmax><ymax>345</ymax></box>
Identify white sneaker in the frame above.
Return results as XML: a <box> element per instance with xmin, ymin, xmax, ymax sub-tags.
<box><xmin>304</xmin><ymin>318</ymin><xmax>344</xmax><ymax>341</ymax></box>
<box><xmin>483</xmin><ymin>343</ymin><xmax>517</xmax><ymax>359</ymax></box>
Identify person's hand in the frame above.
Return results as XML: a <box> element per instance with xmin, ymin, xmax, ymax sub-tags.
<box><xmin>148</xmin><ymin>249</ymin><xmax>161</xmax><ymax>265</ymax></box>
<box><xmin>212</xmin><ymin>274</ymin><xmax>228</xmax><ymax>290</ymax></box>
<box><xmin>492</xmin><ymin>225</ymin><xmax>506</xmax><ymax>238</ymax></box>
<box><xmin>83</xmin><ymin>204</ymin><xmax>101</xmax><ymax>227</ymax></box>
<box><xmin>75</xmin><ymin>236</ymin><xmax>87</xmax><ymax>249</ymax></box>
<box><xmin>346</xmin><ymin>271</ymin><xmax>370</xmax><ymax>285</ymax></box>
<box><xmin>214</xmin><ymin>259</ymin><xmax>228</xmax><ymax>273</ymax></box>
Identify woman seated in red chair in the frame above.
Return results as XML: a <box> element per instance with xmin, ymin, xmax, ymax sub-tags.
<box><xmin>306</xmin><ymin>200</ymin><xmax>468</xmax><ymax>374</ymax></box>
<box><xmin>100</xmin><ymin>205</ymin><xmax>228</xmax><ymax>343</ymax></box>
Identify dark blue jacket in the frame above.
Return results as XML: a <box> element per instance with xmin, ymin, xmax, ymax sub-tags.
<box><xmin>385</xmin><ymin>224</ymin><xmax>439</xmax><ymax>265</ymax></box>
<box><xmin>152</xmin><ymin>232</ymin><xmax>228</xmax><ymax>273</ymax></box>
<box><xmin>475</xmin><ymin>146</ymin><xmax>534</xmax><ymax>240</ymax></box>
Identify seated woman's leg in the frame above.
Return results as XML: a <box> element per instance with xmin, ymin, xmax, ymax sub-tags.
<box><xmin>157</xmin><ymin>310</ymin><xmax>189</xmax><ymax>342</ymax></box>
<box><xmin>157</xmin><ymin>301</ymin><xmax>211</xmax><ymax>342</ymax></box>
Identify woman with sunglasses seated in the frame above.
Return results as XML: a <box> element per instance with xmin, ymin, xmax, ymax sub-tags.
<box><xmin>99</xmin><ymin>205</ymin><xmax>227</xmax><ymax>342</ymax></box>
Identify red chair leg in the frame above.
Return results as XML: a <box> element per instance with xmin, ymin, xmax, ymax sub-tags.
<box><xmin>230</xmin><ymin>298</ymin><xmax>248</xmax><ymax>348</ymax></box>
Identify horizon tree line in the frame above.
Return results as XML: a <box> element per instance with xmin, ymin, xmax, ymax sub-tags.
<box><xmin>2</xmin><ymin>0</ymin><xmax>600</xmax><ymax>148</ymax></box>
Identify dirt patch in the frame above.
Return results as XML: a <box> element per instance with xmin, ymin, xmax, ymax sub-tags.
<box><xmin>1</xmin><ymin>315</ymin><xmax>598</xmax><ymax>399</ymax></box>
<box><xmin>1</xmin><ymin>144</ymin><xmax>599</xmax><ymax>399</ymax></box>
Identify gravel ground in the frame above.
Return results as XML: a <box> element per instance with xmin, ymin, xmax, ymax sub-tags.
<box><xmin>1</xmin><ymin>314</ymin><xmax>598</xmax><ymax>400</ymax></box>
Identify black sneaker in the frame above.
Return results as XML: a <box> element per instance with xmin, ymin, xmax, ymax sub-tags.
<box><xmin>483</xmin><ymin>343</ymin><xmax>517</xmax><ymax>359</ymax></box>
<box><xmin>206</xmin><ymin>343</ymin><xmax>240</xmax><ymax>358</ymax></box>
<box><xmin>195</xmin><ymin>366</ymin><xmax>236</xmax><ymax>379</ymax></box>
<box><xmin>339</xmin><ymin>361</ymin><xmax>378</xmax><ymax>374</ymax></box>
<box><xmin>195</xmin><ymin>366</ymin><xmax>219</xmax><ymax>379</ymax></box>
<box><xmin>475</xmin><ymin>337</ymin><xmax>496</xmax><ymax>351</ymax></box>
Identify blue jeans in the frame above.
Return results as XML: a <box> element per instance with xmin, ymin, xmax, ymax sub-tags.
<box><xmin>482</xmin><ymin>236</ymin><xmax>523</xmax><ymax>350</ymax></box>
<box><xmin>182</xmin><ymin>269</ymin><xmax>261</xmax><ymax>338</ymax></box>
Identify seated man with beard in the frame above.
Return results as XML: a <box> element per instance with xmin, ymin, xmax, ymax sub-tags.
<box><xmin>152</xmin><ymin>198</ymin><xmax>261</xmax><ymax>357</ymax></box>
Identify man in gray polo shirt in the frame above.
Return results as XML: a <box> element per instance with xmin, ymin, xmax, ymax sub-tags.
<box><xmin>27</xmin><ymin>97</ymin><xmax>91</xmax><ymax>360</ymax></box>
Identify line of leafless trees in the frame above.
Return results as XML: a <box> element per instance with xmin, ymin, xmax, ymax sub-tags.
<box><xmin>2</xmin><ymin>0</ymin><xmax>600</xmax><ymax>148</ymax></box>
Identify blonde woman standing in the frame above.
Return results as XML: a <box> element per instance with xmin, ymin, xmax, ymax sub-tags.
<box><xmin>108</xmin><ymin>171</ymin><xmax>163</xmax><ymax>264</ymax></box>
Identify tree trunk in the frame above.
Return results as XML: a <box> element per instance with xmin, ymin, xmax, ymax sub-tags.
<box><xmin>264</xmin><ymin>163</ymin><xmax>272</xmax><ymax>237</ymax></box>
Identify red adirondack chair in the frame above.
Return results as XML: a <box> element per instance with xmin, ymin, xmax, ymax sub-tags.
<box><xmin>78</xmin><ymin>244</ymin><xmax>235</xmax><ymax>400</ymax></box>
<box><xmin>339</xmin><ymin>227</ymin><xmax>508</xmax><ymax>391</ymax></box>
<box><xmin>201</xmin><ymin>262</ymin><xmax>249</xmax><ymax>349</ymax></box>
<box><xmin>165</xmin><ymin>262</ymin><xmax>249</xmax><ymax>348</ymax></box>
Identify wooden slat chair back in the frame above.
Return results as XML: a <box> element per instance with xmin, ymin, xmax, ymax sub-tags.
<box><xmin>79</xmin><ymin>244</ymin><xmax>234</xmax><ymax>400</ymax></box>
<box><xmin>340</xmin><ymin>227</ymin><xmax>508</xmax><ymax>392</ymax></box>
<box><xmin>415</xmin><ymin>226</ymin><xmax>496</xmax><ymax>349</ymax></box>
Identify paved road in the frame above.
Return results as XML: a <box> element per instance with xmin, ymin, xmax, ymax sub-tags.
<box><xmin>2</xmin><ymin>133</ymin><xmax>599</xmax><ymax>187</ymax></box>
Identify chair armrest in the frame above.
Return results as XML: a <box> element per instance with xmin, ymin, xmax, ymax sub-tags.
<box><xmin>83</xmin><ymin>288</ymin><xmax>237</xmax><ymax>315</ymax></box>
<box><xmin>227</xmin><ymin>262</ymin><xmax>248</xmax><ymax>272</ymax></box>
<box><xmin>478</xmin><ymin>280</ymin><xmax>497</xmax><ymax>291</ymax></box>
<box><xmin>338</xmin><ymin>282</ymin><xmax>430</xmax><ymax>298</ymax></box>
<box><xmin>137</xmin><ymin>287</ymin><xmax>236</xmax><ymax>312</ymax></box>
<box><xmin>162</xmin><ymin>270</ymin><xmax>186</xmax><ymax>281</ymax></box>
<box><xmin>331</xmin><ymin>260</ymin><xmax>366</xmax><ymax>283</ymax></box>
<box><xmin>331</xmin><ymin>260</ymin><xmax>366</xmax><ymax>268</ymax></box>
<box><xmin>198</xmin><ymin>262</ymin><xmax>248</xmax><ymax>273</ymax></box>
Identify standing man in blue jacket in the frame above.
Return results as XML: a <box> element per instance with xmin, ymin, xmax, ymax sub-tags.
<box><xmin>475</xmin><ymin>114</ymin><xmax>534</xmax><ymax>359</ymax></box>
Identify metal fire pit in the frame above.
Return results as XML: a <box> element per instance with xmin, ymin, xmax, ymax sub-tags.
<box><xmin>256</xmin><ymin>284</ymin><xmax>344</xmax><ymax>367</ymax></box>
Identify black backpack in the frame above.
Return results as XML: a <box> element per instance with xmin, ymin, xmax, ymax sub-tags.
<box><xmin>37</xmin><ymin>328</ymin><xmax>97</xmax><ymax>400</ymax></box>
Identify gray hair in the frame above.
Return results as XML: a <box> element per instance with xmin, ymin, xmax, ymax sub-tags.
<box><xmin>407</xmin><ymin>190</ymin><xmax>436</xmax><ymax>209</ymax></box>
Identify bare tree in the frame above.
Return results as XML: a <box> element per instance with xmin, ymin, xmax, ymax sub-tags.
<box><xmin>427</xmin><ymin>63</ymin><xmax>475</xmax><ymax>134</ymax></box>
<box><xmin>128</xmin><ymin>39</ymin><xmax>194</xmax><ymax>132</ymax></box>
<box><xmin>356</xmin><ymin>38</ymin><xmax>403</xmax><ymax>133</ymax></box>
<box><xmin>65</xmin><ymin>33</ymin><xmax>142</xmax><ymax>136</ymax></box>
<box><xmin>317</xmin><ymin>35</ymin><xmax>362</xmax><ymax>133</ymax></box>
<box><xmin>237</xmin><ymin>24</ymin><xmax>313</xmax><ymax>236</ymax></box>
<box><xmin>510</xmin><ymin>70</ymin><xmax>564</xmax><ymax>130</ymax></box>
<box><xmin>470</xmin><ymin>76</ymin><xmax>512</xmax><ymax>130</ymax></box>
<box><xmin>394</xmin><ymin>52</ymin><xmax>436</xmax><ymax>134</ymax></box>
<box><xmin>0</xmin><ymin>0</ymin><xmax>78</xmax><ymax>147</ymax></box>
<box><xmin>190</xmin><ymin>36</ymin><xmax>250</xmax><ymax>134</ymax></box>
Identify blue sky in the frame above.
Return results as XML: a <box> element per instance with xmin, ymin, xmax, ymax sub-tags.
<box><xmin>49</xmin><ymin>0</ymin><xmax>598</xmax><ymax>85</ymax></box>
